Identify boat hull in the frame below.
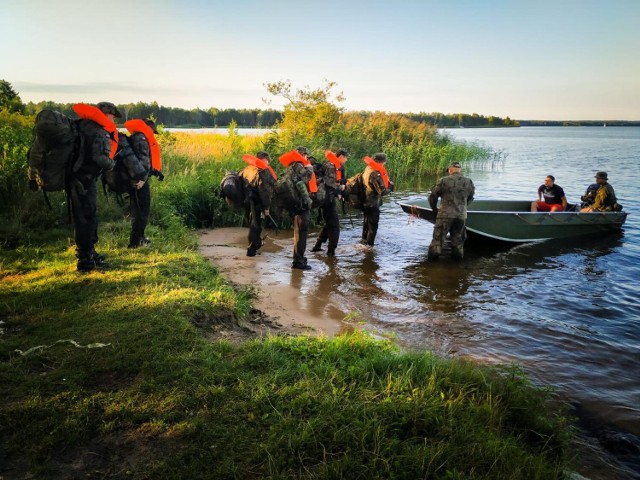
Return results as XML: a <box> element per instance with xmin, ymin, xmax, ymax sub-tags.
<box><xmin>399</xmin><ymin>200</ymin><xmax>628</xmax><ymax>243</ymax></box>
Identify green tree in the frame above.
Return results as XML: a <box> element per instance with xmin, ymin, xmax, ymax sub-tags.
<box><xmin>264</xmin><ymin>80</ymin><xmax>345</xmax><ymax>143</ymax></box>
<box><xmin>0</xmin><ymin>80</ymin><xmax>25</xmax><ymax>113</ymax></box>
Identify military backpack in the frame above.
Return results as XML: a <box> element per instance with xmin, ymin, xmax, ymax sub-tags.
<box><xmin>344</xmin><ymin>172</ymin><xmax>366</xmax><ymax>210</ymax></box>
<box><xmin>27</xmin><ymin>109</ymin><xmax>82</xmax><ymax>192</ymax></box>
<box><xmin>219</xmin><ymin>171</ymin><xmax>245</xmax><ymax>209</ymax></box>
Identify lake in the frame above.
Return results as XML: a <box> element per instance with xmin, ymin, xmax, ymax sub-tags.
<box><xmin>292</xmin><ymin>127</ymin><xmax>639</xmax><ymax>478</ymax></box>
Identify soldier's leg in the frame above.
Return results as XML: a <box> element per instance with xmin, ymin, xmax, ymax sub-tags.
<box><xmin>361</xmin><ymin>208</ymin><xmax>369</xmax><ymax>242</ymax></box>
<box><xmin>312</xmin><ymin>206</ymin><xmax>329</xmax><ymax>252</ymax></box>
<box><xmin>247</xmin><ymin>201</ymin><xmax>262</xmax><ymax>256</ymax></box>
<box><xmin>292</xmin><ymin>210</ymin><xmax>310</xmax><ymax>269</ymax></box>
<box><xmin>449</xmin><ymin>218</ymin><xmax>466</xmax><ymax>259</ymax></box>
<box><xmin>70</xmin><ymin>181</ymin><xmax>97</xmax><ymax>271</ymax></box>
<box><xmin>129</xmin><ymin>182</ymin><xmax>151</xmax><ymax>248</ymax></box>
<box><xmin>428</xmin><ymin>217</ymin><xmax>448</xmax><ymax>259</ymax></box>
<box><xmin>364</xmin><ymin>206</ymin><xmax>380</xmax><ymax>246</ymax></box>
<box><xmin>321</xmin><ymin>201</ymin><xmax>340</xmax><ymax>255</ymax></box>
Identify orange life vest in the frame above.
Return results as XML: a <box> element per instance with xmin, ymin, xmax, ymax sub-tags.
<box><xmin>363</xmin><ymin>156</ymin><xmax>390</xmax><ymax>188</ymax></box>
<box><xmin>124</xmin><ymin>119</ymin><xmax>162</xmax><ymax>171</ymax></box>
<box><xmin>324</xmin><ymin>150</ymin><xmax>343</xmax><ymax>181</ymax></box>
<box><xmin>72</xmin><ymin>103</ymin><xmax>119</xmax><ymax>159</ymax></box>
<box><xmin>242</xmin><ymin>154</ymin><xmax>277</xmax><ymax>180</ymax></box>
<box><xmin>278</xmin><ymin>150</ymin><xmax>317</xmax><ymax>193</ymax></box>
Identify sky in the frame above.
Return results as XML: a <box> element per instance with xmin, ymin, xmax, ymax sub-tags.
<box><xmin>1</xmin><ymin>0</ymin><xmax>639</xmax><ymax>120</ymax></box>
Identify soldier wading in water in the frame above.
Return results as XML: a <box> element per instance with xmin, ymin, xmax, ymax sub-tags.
<box><xmin>428</xmin><ymin>161</ymin><xmax>475</xmax><ymax>260</ymax></box>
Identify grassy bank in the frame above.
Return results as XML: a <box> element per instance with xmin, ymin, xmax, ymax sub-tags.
<box><xmin>0</xmin><ymin>221</ymin><xmax>573</xmax><ymax>479</ymax></box>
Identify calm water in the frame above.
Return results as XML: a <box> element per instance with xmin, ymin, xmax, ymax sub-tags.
<box><xmin>279</xmin><ymin>127</ymin><xmax>639</xmax><ymax>478</ymax></box>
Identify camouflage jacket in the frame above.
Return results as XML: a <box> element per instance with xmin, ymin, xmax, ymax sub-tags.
<box><xmin>428</xmin><ymin>173</ymin><xmax>475</xmax><ymax>219</ymax></box>
<box><xmin>362</xmin><ymin>166</ymin><xmax>387</xmax><ymax>208</ymax></box>
<box><xmin>128</xmin><ymin>132</ymin><xmax>152</xmax><ymax>176</ymax></box>
<box><xmin>240</xmin><ymin>165</ymin><xmax>275</xmax><ymax>209</ymax></box>
<box><xmin>115</xmin><ymin>135</ymin><xmax>148</xmax><ymax>184</ymax></box>
<box><xmin>318</xmin><ymin>162</ymin><xmax>340</xmax><ymax>198</ymax></box>
<box><xmin>591</xmin><ymin>183</ymin><xmax>617</xmax><ymax>211</ymax></box>
<box><xmin>74</xmin><ymin>118</ymin><xmax>115</xmax><ymax>185</ymax></box>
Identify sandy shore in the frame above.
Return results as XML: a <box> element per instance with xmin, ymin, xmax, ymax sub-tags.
<box><xmin>198</xmin><ymin>227</ymin><xmax>348</xmax><ymax>337</ymax></box>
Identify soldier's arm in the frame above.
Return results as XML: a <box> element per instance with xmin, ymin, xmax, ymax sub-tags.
<box><xmin>467</xmin><ymin>180</ymin><xmax>475</xmax><ymax>204</ymax></box>
<box><xmin>118</xmin><ymin>137</ymin><xmax>147</xmax><ymax>181</ymax></box>
<box><xmin>428</xmin><ymin>180</ymin><xmax>442</xmax><ymax>209</ymax></box>
<box><xmin>371</xmin><ymin>172</ymin><xmax>386</xmax><ymax>196</ymax></box>
<box><xmin>93</xmin><ymin>133</ymin><xmax>115</xmax><ymax>171</ymax></box>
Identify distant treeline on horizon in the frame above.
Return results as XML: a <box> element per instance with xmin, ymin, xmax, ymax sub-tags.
<box><xmin>23</xmin><ymin>101</ymin><xmax>640</xmax><ymax>128</ymax></box>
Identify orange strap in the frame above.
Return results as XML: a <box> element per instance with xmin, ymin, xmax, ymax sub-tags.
<box><xmin>363</xmin><ymin>156</ymin><xmax>390</xmax><ymax>188</ymax></box>
<box><xmin>124</xmin><ymin>119</ymin><xmax>162</xmax><ymax>171</ymax></box>
<box><xmin>72</xmin><ymin>103</ymin><xmax>119</xmax><ymax>159</ymax></box>
<box><xmin>242</xmin><ymin>154</ymin><xmax>277</xmax><ymax>180</ymax></box>
<box><xmin>278</xmin><ymin>150</ymin><xmax>316</xmax><ymax>193</ymax></box>
<box><xmin>324</xmin><ymin>150</ymin><xmax>343</xmax><ymax>181</ymax></box>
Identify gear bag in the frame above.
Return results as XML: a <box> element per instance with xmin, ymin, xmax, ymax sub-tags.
<box><xmin>274</xmin><ymin>167</ymin><xmax>305</xmax><ymax>211</ymax></box>
<box><xmin>219</xmin><ymin>171</ymin><xmax>245</xmax><ymax>209</ymax></box>
<box><xmin>27</xmin><ymin>109</ymin><xmax>81</xmax><ymax>192</ymax></box>
<box><xmin>344</xmin><ymin>172</ymin><xmax>366</xmax><ymax>210</ymax></box>
<box><xmin>310</xmin><ymin>162</ymin><xmax>328</xmax><ymax>208</ymax></box>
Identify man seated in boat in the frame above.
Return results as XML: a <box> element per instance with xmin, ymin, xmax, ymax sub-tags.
<box><xmin>580</xmin><ymin>171</ymin><xmax>619</xmax><ymax>212</ymax></box>
<box><xmin>531</xmin><ymin>175</ymin><xmax>567</xmax><ymax>212</ymax></box>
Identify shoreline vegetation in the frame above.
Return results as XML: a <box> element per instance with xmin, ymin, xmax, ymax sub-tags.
<box><xmin>1</xmin><ymin>79</ymin><xmax>575</xmax><ymax>478</ymax></box>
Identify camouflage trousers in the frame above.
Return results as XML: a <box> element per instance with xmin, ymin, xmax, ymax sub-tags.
<box><xmin>428</xmin><ymin>216</ymin><xmax>467</xmax><ymax>259</ymax></box>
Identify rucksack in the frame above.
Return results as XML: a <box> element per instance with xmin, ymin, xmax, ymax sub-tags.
<box><xmin>275</xmin><ymin>167</ymin><xmax>303</xmax><ymax>210</ymax></box>
<box><xmin>219</xmin><ymin>171</ymin><xmax>245</xmax><ymax>209</ymax></box>
<box><xmin>344</xmin><ymin>172</ymin><xmax>366</xmax><ymax>210</ymax></box>
<box><xmin>310</xmin><ymin>162</ymin><xmax>328</xmax><ymax>208</ymax></box>
<box><xmin>27</xmin><ymin>109</ymin><xmax>81</xmax><ymax>192</ymax></box>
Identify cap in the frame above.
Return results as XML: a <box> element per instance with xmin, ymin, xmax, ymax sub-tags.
<box><xmin>595</xmin><ymin>171</ymin><xmax>608</xmax><ymax>180</ymax></box>
<box><xmin>336</xmin><ymin>148</ymin><xmax>348</xmax><ymax>157</ymax></box>
<box><xmin>144</xmin><ymin>119</ymin><xmax>158</xmax><ymax>134</ymax></box>
<box><xmin>296</xmin><ymin>146</ymin><xmax>309</xmax><ymax>155</ymax></box>
<box><xmin>96</xmin><ymin>102</ymin><xmax>122</xmax><ymax>118</ymax></box>
<box><xmin>449</xmin><ymin>161</ymin><xmax>462</xmax><ymax>168</ymax></box>
<box><xmin>256</xmin><ymin>151</ymin><xmax>270</xmax><ymax>160</ymax></box>
<box><xmin>372</xmin><ymin>152</ymin><xmax>387</xmax><ymax>163</ymax></box>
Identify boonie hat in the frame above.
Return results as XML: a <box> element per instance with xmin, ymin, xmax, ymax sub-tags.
<box><xmin>450</xmin><ymin>161</ymin><xmax>462</xmax><ymax>168</ymax></box>
<box><xmin>372</xmin><ymin>152</ymin><xmax>387</xmax><ymax>163</ymax></box>
<box><xmin>595</xmin><ymin>171</ymin><xmax>608</xmax><ymax>180</ymax></box>
<box><xmin>144</xmin><ymin>119</ymin><xmax>158</xmax><ymax>134</ymax></box>
<box><xmin>336</xmin><ymin>148</ymin><xmax>348</xmax><ymax>157</ymax></box>
<box><xmin>296</xmin><ymin>146</ymin><xmax>309</xmax><ymax>155</ymax></box>
<box><xmin>256</xmin><ymin>151</ymin><xmax>270</xmax><ymax>160</ymax></box>
<box><xmin>96</xmin><ymin>101</ymin><xmax>122</xmax><ymax>118</ymax></box>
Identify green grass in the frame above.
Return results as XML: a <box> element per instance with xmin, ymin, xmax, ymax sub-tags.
<box><xmin>1</xmin><ymin>221</ymin><xmax>573</xmax><ymax>479</ymax></box>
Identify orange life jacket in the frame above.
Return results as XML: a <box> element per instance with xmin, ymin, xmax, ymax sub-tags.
<box><xmin>278</xmin><ymin>150</ymin><xmax>317</xmax><ymax>193</ymax></box>
<box><xmin>242</xmin><ymin>154</ymin><xmax>277</xmax><ymax>180</ymax></box>
<box><xmin>124</xmin><ymin>119</ymin><xmax>162</xmax><ymax>171</ymax></box>
<box><xmin>324</xmin><ymin>150</ymin><xmax>343</xmax><ymax>181</ymax></box>
<box><xmin>363</xmin><ymin>156</ymin><xmax>390</xmax><ymax>188</ymax></box>
<box><xmin>72</xmin><ymin>103</ymin><xmax>119</xmax><ymax>159</ymax></box>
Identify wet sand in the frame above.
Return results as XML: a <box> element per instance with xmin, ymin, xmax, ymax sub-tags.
<box><xmin>198</xmin><ymin>227</ymin><xmax>350</xmax><ymax>337</ymax></box>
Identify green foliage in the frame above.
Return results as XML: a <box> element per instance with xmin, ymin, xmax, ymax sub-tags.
<box><xmin>0</xmin><ymin>79</ymin><xmax>25</xmax><ymax>113</ymax></box>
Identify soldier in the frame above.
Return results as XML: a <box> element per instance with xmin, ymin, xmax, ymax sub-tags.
<box><xmin>361</xmin><ymin>152</ymin><xmax>392</xmax><ymax>246</ymax></box>
<box><xmin>126</xmin><ymin>119</ymin><xmax>158</xmax><ymax>248</ymax></box>
<box><xmin>71</xmin><ymin>101</ymin><xmax>120</xmax><ymax>272</ymax></box>
<box><xmin>428</xmin><ymin>161</ymin><xmax>475</xmax><ymax>259</ymax></box>
<box><xmin>580</xmin><ymin>171</ymin><xmax>618</xmax><ymax>212</ymax></box>
<box><xmin>311</xmin><ymin>148</ymin><xmax>348</xmax><ymax>256</ymax></box>
<box><xmin>239</xmin><ymin>151</ymin><xmax>276</xmax><ymax>256</ymax></box>
<box><xmin>280</xmin><ymin>147</ymin><xmax>315</xmax><ymax>270</ymax></box>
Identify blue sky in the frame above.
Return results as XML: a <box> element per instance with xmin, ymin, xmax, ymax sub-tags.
<box><xmin>2</xmin><ymin>0</ymin><xmax>639</xmax><ymax>120</ymax></box>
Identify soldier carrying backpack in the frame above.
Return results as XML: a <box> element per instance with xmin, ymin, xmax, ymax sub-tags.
<box><xmin>276</xmin><ymin>147</ymin><xmax>317</xmax><ymax>270</ymax></box>
<box><xmin>71</xmin><ymin>102</ymin><xmax>120</xmax><ymax>272</ymax></box>
<box><xmin>311</xmin><ymin>149</ymin><xmax>348</xmax><ymax>257</ymax></box>
<box><xmin>239</xmin><ymin>151</ymin><xmax>277</xmax><ymax>257</ymax></box>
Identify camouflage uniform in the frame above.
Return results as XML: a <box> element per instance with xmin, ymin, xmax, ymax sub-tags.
<box><xmin>313</xmin><ymin>162</ymin><xmax>341</xmax><ymax>255</ymax></box>
<box><xmin>428</xmin><ymin>172</ymin><xmax>475</xmax><ymax>259</ymax></box>
<box><xmin>361</xmin><ymin>165</ymin><xmax>388</xmax><ymax>246</ymax></box>
<box><xmin>286</xmin><ymin>162</ymin><xmax>313</xmax><ymax>268</ymax></box>
<box><xmin>71</xmin><ymin>118</ymin><xmax>115</xmax><ymax>270</ymax></box>
<box><xmin>239</xmin><ymin>164</ymin><xmax>276</xmax><ymax>255</ymax></box>
<box><xmin>591</xmin><ymin>183</ymin><xmax>617</xmax><ymax>211</ymax></box>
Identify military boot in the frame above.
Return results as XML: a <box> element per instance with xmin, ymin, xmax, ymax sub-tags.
<box><xmin>310</xmin><ymin>240</ymin><xmax>323</xmax><ymax>252</ymax></box>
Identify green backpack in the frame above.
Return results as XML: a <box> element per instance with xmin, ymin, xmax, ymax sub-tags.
<box><xmin>27</xmin><ymin>109</ymin><xmax>81</xmax><ymax>192</ymax></box>
<box><xmin>275</xmin><ymin>167</ymin><xmax>303</xmax><ymax>210</ymax></box>
<box><xmin>344</xmin><ymin>172</ymin><xmax>366</xmax><ymax>210</ymax></box>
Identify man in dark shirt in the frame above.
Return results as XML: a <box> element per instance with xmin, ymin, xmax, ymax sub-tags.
<box><xmin>531</xmin><ymin>175</ymin><xmax>567</xmax><ymax>212</ymax></box>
